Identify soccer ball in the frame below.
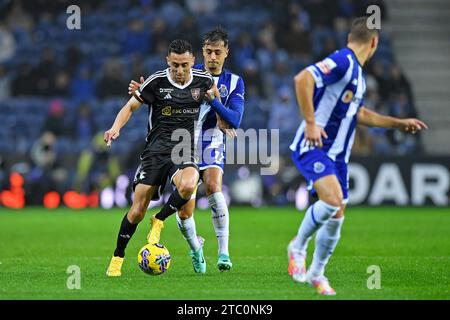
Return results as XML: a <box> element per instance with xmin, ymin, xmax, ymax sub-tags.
<box><xmin>137</xmin><ymin>243</ymin><xmax>171</xmax><ymax>275</ymax></box>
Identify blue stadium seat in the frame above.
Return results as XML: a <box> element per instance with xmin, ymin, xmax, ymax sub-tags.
<box><xmin>1</xmin><ymin>1</ymin><xmax>413</xmax><ymax>162</ymax></box>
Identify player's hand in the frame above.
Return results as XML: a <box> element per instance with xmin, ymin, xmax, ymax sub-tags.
<box><xmin>305</xmin><ymin>122</ymin><xmax>328</xmax><ymax>148</ymax></box>
<box><xmin>212</xmin><ymin>84</ymin><xmax>220</xmax><ymax>99</ymax></box>
<box><xmin>397</xmin><ymin>118</ymin><xmax>428</xmax><ymax>134</ymax></box>
<box><xmin>204</xmin><ymin>89</ymin><xmax>216</xmax><ymax>102</ymax></box>
<box><xmin>223</xmin><ymin>128</ymin><xmax>237</xmax><ymax>138</ymax></box>
<box><xmin>104</xmin><ymin>128</ymin><xmax>120</xmax><ymax>147</ymax></box>
<box><xmin>217</xmin><ymin>115</ymin><xmax>237</xmax><ymax>138</ymax></box>
<box><xmin>128</xmin><ymin>76</ymin><xmax>144</xmax><ymax>95</ymax></box>
<box><xmin>205</xmin><ymin>84</ymin><xmax>220</xmax><ymax>102</ymax></box>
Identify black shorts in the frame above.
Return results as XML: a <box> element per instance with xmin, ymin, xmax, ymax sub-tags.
<box><xmin>132</xmin><ymin>154</ymin><xmax>198</xmax><ymax>201</ymax></box>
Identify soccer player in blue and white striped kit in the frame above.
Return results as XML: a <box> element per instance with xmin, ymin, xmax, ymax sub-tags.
<box><xmin>178</xmin><ymin>27</ymin><xmax>245</xmax><ymax>272</ymax></box>
<box><xmin>287</xmin><ymin>17</ymin><xmax>428</xmax><ymax>295</ymax></box>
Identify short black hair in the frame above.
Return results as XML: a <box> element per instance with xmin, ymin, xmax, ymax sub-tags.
<box><xmin>203</xmin><ymin>26</ymin><xmax>229</xmax><ymax>47</ymax></box>
<box><xmin>349</xmin><ymin>17</ymin><xmax>379</xmax><ymax>43</ymax></box>
<box><xmin>168</xmin><ymin>39</ymin><xmax>193</xmax><ymax>55</ymax></box>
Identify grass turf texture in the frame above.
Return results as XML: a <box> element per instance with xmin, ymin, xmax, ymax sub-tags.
<box><xmin>0</xmin><ymin>206</ymin><xmax>449</xmax><ymax>300</ymax></box>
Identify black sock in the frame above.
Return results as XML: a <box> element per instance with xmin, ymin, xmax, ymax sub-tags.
<box><xmin>155</xmin><ymin>189</ymin><xmax>190</xmax><ymax>221</ymax></box>
<box><xmin>113</xmin><ymin>213</ymin><xmax>138</xmax><ymax>258</ymax></box>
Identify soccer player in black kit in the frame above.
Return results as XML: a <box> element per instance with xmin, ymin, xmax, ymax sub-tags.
<box><xmin>105</xmin><ymin>40</ymin><xmax>214</xmax><ymax>277</ymax></box>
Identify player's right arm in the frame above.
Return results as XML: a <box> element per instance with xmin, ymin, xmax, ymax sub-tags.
<box><xmin>295</xmin><ymin>52</ymin><xmax>350</xmax><ymax>148</ymax></box>
<box><xmin>104</xmin><ymin>96</ymin><xmax>142</xmax><ymax>146</ymax></box>
<box><xmin>294</xmin><ymin>69</ymin><xmax>328</xmax><ymax>148</ymax></box>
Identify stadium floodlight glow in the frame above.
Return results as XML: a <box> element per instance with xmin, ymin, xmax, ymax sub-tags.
<box><xmin>196</xmin><ymin>197</ymin><xmax>209</xmax><ymax>210</ymax></box>
<box><xmin>100</xmin><ymin>187</ymin><xmax>114</xmax><ymax>209</ymax></box>
<box><xmin>115</xmin><ymin>175</ymin><xmax>129</xmax><ymax>208</ymax></box>
<box><xmin>295</xmin><ymin>183</ymin><xmax>309</xmax><ymax>211</ymax></box>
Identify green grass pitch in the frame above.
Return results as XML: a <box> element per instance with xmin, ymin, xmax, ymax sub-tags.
<box><xmin>0</xmin><ymin>206</ymin><xmax>449</xmax><ymax>300</ymax></box>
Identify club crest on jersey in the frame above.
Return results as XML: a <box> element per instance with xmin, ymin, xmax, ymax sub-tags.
<box><xmin>191</xmin><ymin>88</ymin><xmax>200</xmax><ymax>101</ymax></box>
<box><xmin>341</xmin><ymin>90</ymin><xmax>354</xmax><ymax>103</ymax></box>
<box><xmin>219</xmin><ymin>84</ymin><xmax>228</xmax><ymax>98</ymax></box>
<box><xmin>313</xmin><ymin>162</ymin><xmax>326</xmax><ymax>174</ymax></box>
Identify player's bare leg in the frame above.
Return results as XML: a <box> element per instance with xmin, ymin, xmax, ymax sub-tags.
<box><xmin>288</xmin><ymin>175</ymin><xmax>342</xmax><ymax>294</ymax></box>
<box><xmin>203</xmin><ymin>167</ymin><xmax>232</xmax><ymax>271</ymax></box>
<box><xmin>107</xmin><ymin>184</ymin><xmax>157</xmax><ymax>277</ymax></box>
<box><xmin>147</xmin><ymin>166</ymin><xmax>199</xmax><ymax>244</ymax></box>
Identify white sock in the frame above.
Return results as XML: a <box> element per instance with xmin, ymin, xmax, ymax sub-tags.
<box><xmin>208</xmin><ymin>192</ymin><xmax>229</xmax><ymax>256</ymax></box>
<box><xmin>293</xmin><ymin>200</ymin><xmax>340</xmax><ymax>256</ymax></box>
<box><xmin>309</xmin><ymin>217</ymin><xmax>345</xmax><ymax>279</ymax></box>
<box><xmin>176</xmin><ymin>214</ymin><xmax>201</xmax><ymax>252</ymax></box>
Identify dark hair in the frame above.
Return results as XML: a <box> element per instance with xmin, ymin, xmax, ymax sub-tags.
<box><xmin>168</xmin><ymin>39</ymin><xmax>193</xmax><ymax>55</ymax></box>
<box><xmin>349</xmin><ymin>17</ymin><xmax>379</xmax><ymax>43</ymax></box>
<box><xmin>203</xmin><ymin>26</ymin><xmax>229</xmax><ymax>47</ymax></box>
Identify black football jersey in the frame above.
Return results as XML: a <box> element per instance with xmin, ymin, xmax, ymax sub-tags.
<box><xmin>133</xmin><ymin>68</ymin><xmax>214</xmax><ymax>163</ymax></box>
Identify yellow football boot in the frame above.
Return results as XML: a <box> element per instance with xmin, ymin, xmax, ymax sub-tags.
<box><xmin>106</xmin><ymin>256</ymin><xmax>124</xmax><ymax>277</ymax></box>
<box><xmin>147</xmin><ymin>214</ymin><xmax>164</xmax><ymax>244</ymax></box>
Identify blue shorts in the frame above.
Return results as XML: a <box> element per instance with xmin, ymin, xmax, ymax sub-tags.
<box><xmin>198</xmin><ymin>142</ymin><xmax>225</xmax><ymax>173</ymax></box>
<box><xmin>291</xmin><ymin>148</ymin><xmax>348</xmax><ymax>203</ymax></box>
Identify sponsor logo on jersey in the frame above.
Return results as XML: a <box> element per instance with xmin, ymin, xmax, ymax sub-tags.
<box><xmin>219</xmin><ymin>84</ymin><xmax>228</xmax><ymax>98</ymax></box>
<box><xmin>170</xmin><ymin>107</ymin><xmax>199</xmax><ymax>115</ymax></box>
<box><xmin>159</xmin><ymin>88</ymin><xmax>174</xmax><ymax>93</ymax></box>
<box><xmin>191</xmin><ymin>88</ymin><xmax>200</xmax><ymax>101</ymax></box>
<box><xmin>182</xmin><ymin>108</ymin><xmax>199</xmax><ymax>114</ymax></box>
<box><xmin>316</xmin><ymin>58</ymin><xmax>337</xmax><ymax>75</ymax></box>
<box><xmin>163</xmin><ymin>93</ymin><xmax>172</xmax><ymax>100</ymax></box>
<box><xmin>162</xmin><ymin>106</ymin><xmax>172</xmax><ymax>116</ymax></box>
<box><xmin>341</xmin><ymin>90</ymin><xmax>354</xmax><ymax>103</ymax></box>
<box><xmin>313</xmin><ymin>161</ymin><xmax>326</xmax><ymax>174</ymax></box>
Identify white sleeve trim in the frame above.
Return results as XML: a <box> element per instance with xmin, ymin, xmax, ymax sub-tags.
<box><xmin>306</xmin><ymin>65</ymin><xmax>323</xmax><ymax>88</ymax></box>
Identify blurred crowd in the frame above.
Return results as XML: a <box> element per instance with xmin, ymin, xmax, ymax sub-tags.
<box><xmin>0</xmin><ymin>0</ymin><xmax>423</xmax><ymax>205</ymax></box>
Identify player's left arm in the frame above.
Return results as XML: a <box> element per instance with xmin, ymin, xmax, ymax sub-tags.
<box><xmin>357</xmin><ymin>106</ymin><xmax>428</xmax><ymax>134</ymax></box>
<box><xmin>205</xmin><ymin>77</ymin><xmax>245</xmax><ymax>129</ymax></box>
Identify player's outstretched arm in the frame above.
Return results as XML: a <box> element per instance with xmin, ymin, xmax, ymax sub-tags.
<box><xmin>104</xmin><ymin>96</ymin><xmax>142</xmax><ymax>147</ymax></box>
<box><xmin>357</xmin><ymin>106</ymin><xmax>428</xmax><ymax>134</ymax></box>
<box><xmin>294</xmin><ymin>69</ymin><xmax>328</xmax><ymax>148</ymax></box>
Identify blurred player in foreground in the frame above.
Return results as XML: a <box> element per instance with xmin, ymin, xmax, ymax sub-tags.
<box><xmin>288</xmin><ymin>17</ymin><xmax>428</xmax><ymax>295</ymax></box>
